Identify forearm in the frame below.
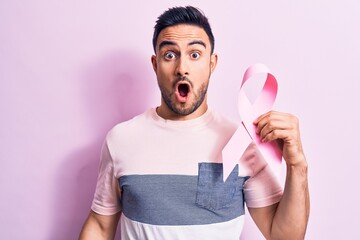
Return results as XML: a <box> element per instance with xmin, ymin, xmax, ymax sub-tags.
<box><xmin>271</xmin><ymin>157</ymin><xmax>310</xmax><ymax>239</ymax></box>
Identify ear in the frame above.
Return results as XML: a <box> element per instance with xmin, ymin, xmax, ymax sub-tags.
<box><xmin>151</xmin><ymin>55</ymin><xmax>157</xmax><ymax>72</ymax></box>
<box><xmin>210</xmin><ymin>53</ymin><xmax>218</xmax><ymax>73</ymax></box>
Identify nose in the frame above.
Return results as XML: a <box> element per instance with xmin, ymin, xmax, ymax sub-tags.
<box><xmin>175</xmin><ymin>56</ymin><xmax>189</xmax><ymax>76</ymax></box>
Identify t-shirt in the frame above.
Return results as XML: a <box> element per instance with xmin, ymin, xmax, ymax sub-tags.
<box><xmin>91</xmin><ymin>108</ymin><xmax>283</xmax><ymax>240</ymax></box>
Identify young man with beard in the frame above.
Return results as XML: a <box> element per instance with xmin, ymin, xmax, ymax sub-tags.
<box><xmin>80</xmin><ymin>6</ymin><xmax>309</xmax><ymax>240</ymax></box>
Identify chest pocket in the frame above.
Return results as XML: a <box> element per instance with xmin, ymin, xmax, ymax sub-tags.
<box><xmin>195</xmin><ymin>162</ymin><xmax>249</xmax><ymax>212</ymax></box>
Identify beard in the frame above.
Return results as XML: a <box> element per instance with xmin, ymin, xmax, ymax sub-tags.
<box><xmin>158</xmin><ymin>77</ymin><xmax>209</xmax><ymax>116</ymax></box>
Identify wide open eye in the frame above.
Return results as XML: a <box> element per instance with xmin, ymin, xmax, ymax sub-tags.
<box><xmin>164</xmin><ymin>51</ymin><xmax>176</xmax><ymax>60</ymax></box>
<box><xmin>190</xmin><ymin>52</ymin><xmax>200</xmax><ymax>59</ymax></box>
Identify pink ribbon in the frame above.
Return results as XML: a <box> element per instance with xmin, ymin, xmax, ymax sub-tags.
<box><xmin>222</xmin><ymin>63</ymin><xmax>282</xmax><ymax>181</ymax></box>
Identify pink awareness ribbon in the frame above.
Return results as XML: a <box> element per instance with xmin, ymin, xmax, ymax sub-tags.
<box><xmin>222</xmin><ymin>63</ymin><xmax>282</xmax><ymax>181</ymax></box>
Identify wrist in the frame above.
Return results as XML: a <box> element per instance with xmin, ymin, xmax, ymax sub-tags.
<box><xmin>286</xmin><ymin>155</ymin><xmax>308</xmax><ymax>176</ymax></box>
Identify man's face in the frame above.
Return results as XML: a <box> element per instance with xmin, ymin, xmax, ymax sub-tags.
<box><xmin>152</xmin><ymin>24</ymin><xmax>217</xmax><ymax>119</ymax></box>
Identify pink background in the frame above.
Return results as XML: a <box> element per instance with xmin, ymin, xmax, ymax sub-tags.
<box><xmin>1</xmin><ymin>1</ymin><xmax>359</xmax><ymax>239</ymax></box>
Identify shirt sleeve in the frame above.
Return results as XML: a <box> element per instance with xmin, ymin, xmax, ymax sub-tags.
<box><xmin>241</xmin><ymin>142</ymin><xmax>283</xmax><ymax>208</ymax></box>
<box><xmin>91</xmin><ymin>140</ymin><xmax>122</xmax><ymax>215</ymax></box>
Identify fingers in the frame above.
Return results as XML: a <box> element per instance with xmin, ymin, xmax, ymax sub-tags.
<box><xmin>254</xmin><ymin>111</ymin><xmax>299</xmax><ymax>143</ymax></box>
<box><xmin>254</xmin><ymin>111</ymin><xmax>306</xmax><ymax>165</ymax></box>
<box><xmin>259</xmin><ymin>129</ymin><xmax>293</xmax><ymax>143</ymax></box>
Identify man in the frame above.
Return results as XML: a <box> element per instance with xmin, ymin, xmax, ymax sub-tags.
<box><xmin>79</xmin><ymin>6</ymin><xmax>309</xmax><ymax>240</ymax></box>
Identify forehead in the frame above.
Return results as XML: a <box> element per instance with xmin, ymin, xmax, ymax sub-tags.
<box><xmin>156</xmin><ymin>24</ymin><xmax>210</xmax><ymax>47</ymax></box>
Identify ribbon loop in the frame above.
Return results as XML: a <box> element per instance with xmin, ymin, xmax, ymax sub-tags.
<box><xmin>222</xmin><ymin>63</ymin><xmax>282</xmax><ymax>181</ymax></box>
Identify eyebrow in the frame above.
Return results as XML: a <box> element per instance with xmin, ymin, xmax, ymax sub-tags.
<box><xmin>158</xmin><ymin>40</ymin><xmax>176</xmax><ymax>51</ymax></box>
<box><xmin>189</xmin><ymin>40</ymin><xmax>206</xmax><ymax>49</ymax></box>
<box><xmin>158</xmin><ymin>40</ymin><xmax>207</xmax><ymax>51</ymax></box>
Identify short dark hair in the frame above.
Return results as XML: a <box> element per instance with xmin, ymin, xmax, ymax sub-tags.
<box><xmin>152</xmin><ymin>6</ymin><xmax>215</xmax><ymax>54</ymax></box>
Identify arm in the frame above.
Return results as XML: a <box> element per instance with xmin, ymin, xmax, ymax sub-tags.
<box><xmin>79</xmin><ymin>210</ymin><xmax>121</xmax><ymax>240</ymax></box>
<box><xmin>250</xmin><ymin>111</ymin><xmax>310</xmax><ymax>240</ymax></box>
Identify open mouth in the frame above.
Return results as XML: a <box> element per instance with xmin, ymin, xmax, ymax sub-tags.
<box><xmin>178</xmin><ymin>83</ymin><xmax>190</xmax><ymax>97</ymax></box>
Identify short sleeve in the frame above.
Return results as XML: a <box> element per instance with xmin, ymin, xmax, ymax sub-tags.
<box><xmin>241</xmin><ymin>143</ymin><xmax>283</xmax><ymax>208</ymax></box>
<box><xmin>91</xmin><ymin>141</ymin><xmax>122</xmax><ymax>215</ymax></box>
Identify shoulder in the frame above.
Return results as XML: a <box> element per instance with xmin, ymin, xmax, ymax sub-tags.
<box><xmin>105</xmin><ymin>109</ymin><xmax>152</xmax><ymax>145</ymax></box>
